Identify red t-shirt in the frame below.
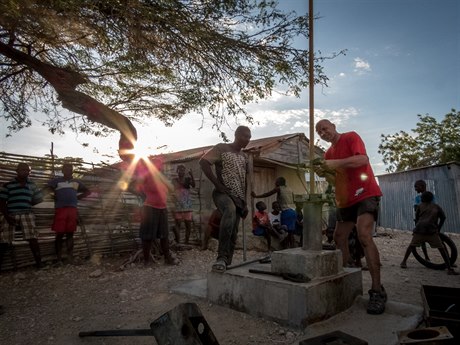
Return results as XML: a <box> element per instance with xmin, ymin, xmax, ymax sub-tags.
<box><xmin>252</xmin><ymin>210</ymin><xmax>270</xmax><ymax>229</ymax></box>
<box><xmin>325</xmin><ymin>131</ymin><xmax>382</xmax><ymax>208</ymax></box>
<box><xmin>134</xmin><ymin>164</ymin><xmax>169</xmax><ymax>209</ymax></box>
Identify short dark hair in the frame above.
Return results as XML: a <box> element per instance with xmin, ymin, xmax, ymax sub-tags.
<box><xmin>414</xmin><ymin>180</ymin><xmax>426</xmax><ymax>187</ymax></box>
<box><xmin>255</xmin><ymin>201</ymin><xmax>265</xmax><ymax>210</ymax></box>
<box><xmin>275</xmin><ymin>177</ymin><xmax>286</xmax><ymax>186</ymax></box>
<box><xmin>421</xmin><ymin>191</ymin><xmax>434</xmax><ymax>203</ymax></box>
<box><xmin>235</xmin><ymin>125</ymin><xmax>250</xmax><ymax>135</ymax></box>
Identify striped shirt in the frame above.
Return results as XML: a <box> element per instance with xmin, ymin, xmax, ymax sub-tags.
<box><xmin>0</xmin><ymin>178</ymin><xmax>43</xmax><ymax>214</ymax></box>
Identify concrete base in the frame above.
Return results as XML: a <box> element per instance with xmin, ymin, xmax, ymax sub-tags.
<box><xmin>271</xmin><ymin>248</ymin><xmax>343</xmax><ymax>279</ymax></box>
<box><xmin>207</xmin><ymin>253</ymin><xmax>362</xmax><ymax>328</ymax></box>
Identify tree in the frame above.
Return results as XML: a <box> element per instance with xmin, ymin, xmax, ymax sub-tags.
<box><xmin>378</xmin><ymin>109</ymin><xmax>460</xmax><ymax>172</ymax></box>
<box><xmin>0</xmin><ymin>0</ymin><xmax>340</xmax><ymax>159</ymax></box>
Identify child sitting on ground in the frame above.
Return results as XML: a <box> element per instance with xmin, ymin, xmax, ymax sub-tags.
<box><xmin>253</xmin><ymin>201</ymin><xmax>287</xmax><ymax>251</ymax></box>
<box><xmin>400</xmin><ymin>191</ymin><xmax>458</xmax><ymax>275</ymax></box>
<box><xmin>268</xmin><ymin>201</ymin><xmax>289</xmax><ymax>249</ymax></box>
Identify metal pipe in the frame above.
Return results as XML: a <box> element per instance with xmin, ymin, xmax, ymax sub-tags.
<box><xmin>308</xmin><ymin>0</ymin><xmax>315</xmax><ymax>194</ymax></box>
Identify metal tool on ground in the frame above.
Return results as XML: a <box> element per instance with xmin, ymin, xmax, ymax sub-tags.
<box><xmin>79</xmin><ymin>302</ymin><xmax>220</xmax><ymax>345</ymax></box>
<box><xmin>225</xmin><ymin>255</ymin><xmax>271</xmax><ymax>270</ymax></box>
<box><xmin>249</xmin><ymin>268</ymin><xmax>310</xmax><ymax>283</ymax></box>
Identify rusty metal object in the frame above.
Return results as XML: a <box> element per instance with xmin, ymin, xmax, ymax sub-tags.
<box><xmin>398</xmin><ymin>326</ymin><xmax>453</xmax><ymax>344</ymax></box>
<box><xmin>248</xmin><ymin>269</ymin><xmax>310</xmax><ymax>283</ymax></box>
<box><xmin>421</xmin><ymin>285</ymin><xmax>460</xmax><ymax>343</ymax></box>
<box><xmin>299</xmin><ymin>330</ymin><xmax>368</xmax><ymax>344</ymax></box>
<box><xmin>79</xmin><ymin>302</ymin><xmax>220</xmax><ymax>345</ymax></box>
<box><xmin>225</xmin><ymin>255</ymin><xmax>271</xmax><ymax>270</ymax></box>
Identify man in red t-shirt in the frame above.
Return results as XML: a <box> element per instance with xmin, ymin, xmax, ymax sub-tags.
<box><xmin>315</xmin><ymin>119</ymin><xmax>386</xmax><ymax>315</ymax></box>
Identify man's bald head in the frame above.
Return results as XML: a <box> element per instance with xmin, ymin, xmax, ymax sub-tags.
<box><xmin>315</xmin><ymin>119</ymin><xmax>339</xmax><ymax>143</ymax></box>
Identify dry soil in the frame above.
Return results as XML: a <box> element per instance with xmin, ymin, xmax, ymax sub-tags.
<box><xmin>1</xmin><ymin>228</ymin><xmax>460</xmax><ymax>345</ymax></box>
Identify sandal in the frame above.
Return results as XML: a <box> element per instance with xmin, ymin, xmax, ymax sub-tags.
<box><xmin>212</xmin><ymin>260</ymin><xmax>226</xmax><ymax>273</ymax></box>
<box><xmin>367</xmin><ymin>286</ymin><xmax>387</xmax><ymax>315</ymax></box>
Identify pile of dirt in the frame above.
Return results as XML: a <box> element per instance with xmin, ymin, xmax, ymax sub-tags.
<box><xmin>0</xmin><ymin>228</ymin><xmax>459</xmax><ymax>345</ymax></box>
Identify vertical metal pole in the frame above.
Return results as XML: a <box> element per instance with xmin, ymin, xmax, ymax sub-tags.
<box><xmin>308</xmin><ymin>0</ymin><xmax>315</xmax><ymax>194</ymax></box>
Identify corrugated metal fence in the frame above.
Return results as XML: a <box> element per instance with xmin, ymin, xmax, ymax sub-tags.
<box><xmin>377</xmin><ymin>162</ymin><xmax>460</xmax><ymax>233</ymax></box>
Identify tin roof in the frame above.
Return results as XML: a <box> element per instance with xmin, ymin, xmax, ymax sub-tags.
<box><xmin>111</xmin><ymin>132</ymin><xmax>323</xmax><ymax>168</ymax></box>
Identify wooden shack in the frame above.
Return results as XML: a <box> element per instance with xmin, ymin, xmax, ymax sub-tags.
<box><xmin>161</xmin><ymin>132</ymin><xmax>326</xmax><ymax>239</ymax></box>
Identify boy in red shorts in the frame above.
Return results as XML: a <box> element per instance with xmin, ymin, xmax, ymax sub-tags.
<box><xmin>47</xmin><ymin>163</ymin><xmax>90</xmax><ymax>265</ymax></box>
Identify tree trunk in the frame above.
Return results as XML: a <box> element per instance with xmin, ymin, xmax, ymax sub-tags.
<box><xmin>0</xmin><ymin>42</ymin><xmax>137</xmax><ymax>157</ymax></box>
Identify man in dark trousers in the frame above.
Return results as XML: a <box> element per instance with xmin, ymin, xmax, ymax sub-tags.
<box><xmin>199</xmin><ymin>126</ymin><xmax>251</xmax><ymax>272</ymax></box>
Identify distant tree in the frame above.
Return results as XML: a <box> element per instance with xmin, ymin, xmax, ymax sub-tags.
<box><xmin>378</xmin><ymin>109</ymin><xmax>460</xmax><ymax>172</ymax></box>
<box><xmin>0</xmin><ymin>0</ymin><xmax>341</xmax><ymax>157</ymax></box>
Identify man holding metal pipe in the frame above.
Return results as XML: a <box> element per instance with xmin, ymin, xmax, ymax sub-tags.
<box><xmin>314</xmin><ymin>119</ymin><xmax>386</xmax><ymax>315</ymax></box>
<box><xmin>199</xmin><ymin>126</ymin><xmax>251</xmax><ymax>273</ymax></box>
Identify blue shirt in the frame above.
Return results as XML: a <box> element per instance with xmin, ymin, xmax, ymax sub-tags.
<box><xmin>47</xmin><ymin>177</ymin><xmax>88</xmax><ymax>208</ymax></box>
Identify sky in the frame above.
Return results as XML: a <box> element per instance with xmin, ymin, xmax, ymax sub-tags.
<box><xmin>1</xmin><ymin>0</ymin><xmax>459</xmax><ymax>175</ymax></box>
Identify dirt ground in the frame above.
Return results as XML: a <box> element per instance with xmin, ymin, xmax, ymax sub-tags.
<box><xmin>1</xmin><ymin>228</ymin><xmax>460</xmax><ymax>345</ymax></box>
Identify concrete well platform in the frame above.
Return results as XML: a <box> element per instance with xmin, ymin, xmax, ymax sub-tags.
<box><xmin>207</xmin><ymin>249</ymin><xmax>362</xmax><ymax>328</ymax></box>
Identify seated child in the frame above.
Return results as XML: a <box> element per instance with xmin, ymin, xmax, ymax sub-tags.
<box><xmin>400</xmin><ymin>191</ymin><xmax>458</xmax><ymax>275</ymax></box>
<box><xmin>268</xmin><ymin>201</ymin><xmax>288</xmax><ymax>233</ymax></box>
<box><xmin>253</xmin><ymin>201</ymin><xmax>287</xmax><ymax>251</ymax></box>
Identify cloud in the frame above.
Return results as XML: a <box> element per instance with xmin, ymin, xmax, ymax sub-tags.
<box><xmin>353</xmin><ymin>57</ymin><xmax>371</xmax><ymax>74</ymax></box>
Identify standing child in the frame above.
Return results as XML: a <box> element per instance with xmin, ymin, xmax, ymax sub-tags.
<box><xmin>400</xmin><ymin>191</ymin><xmax>458</xmax><ymax>275</ymax></box>
<box><xmin>47</xmin><ymin>163</ymin><xmax>90</xmax><ymax>265</ymax></box>
<box><xmin>131</xmin><ymin>157</ymin><xmax>179</xmax><ymax>266</ymax></box>
<box><xmin>172</xmin><ymin>164</ymin><xmax>195</xmax><ymax>244</ymax></box>
<box><xmin>253</xmin><ymin>201</ymin><xmax>287</xmax><ymax>252</ymax></box>
<box><xmin>0</xmin><ymin>163</ymin><xmax>44</xmax><ymax>269</ymax></box>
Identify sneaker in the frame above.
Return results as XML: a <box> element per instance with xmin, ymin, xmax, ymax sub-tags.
<box><xmin>367</xmin><ymin>286</ymin><xmax>387</xmax><ymax>315</ymax></box>
<box><xmin>448</xmin><ymin>269</ymin><xmax>459</xmax><ymax>275</ymax></box>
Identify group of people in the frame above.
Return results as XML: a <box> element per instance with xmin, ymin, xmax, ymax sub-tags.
<box><xmin>0</xmin><ymin>163</ymin><xmax>90</xmax><ymax>271</ymax></box>
<box><xmin>2</xmin><ymin>119</ymin><xmax>457</xmax><ymax>320</ymax></box>
<box><xmin>199</xmin><ymin>121</ymin><xmax>387</xmax><ymax>315</ymax></box>
<box><xmin>0</xmin><ymin>158</ymin><xmax>197</xmax><ymax>271</ymax></box>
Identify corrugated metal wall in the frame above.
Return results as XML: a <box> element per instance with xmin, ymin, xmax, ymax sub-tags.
<box><xmin>377</xmin><ymin>163</ymin><xmax>460</xmax><ymax>233</ymax></box>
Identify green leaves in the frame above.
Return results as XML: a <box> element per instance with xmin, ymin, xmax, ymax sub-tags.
<box><xmin>1</xmin><ymin>0</ymin><xmax>338</xmax><ymax>140</ymax></box>
<box><xmin>378</xmin><ymin>110</ymin><xmax>460</xmax><ymax>172</ymax></box>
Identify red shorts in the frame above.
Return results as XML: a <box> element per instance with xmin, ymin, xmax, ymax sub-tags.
<box><xmin>174</xmin><ymin>211</ymin><xmax>193</xmax><ymax>221</ymax></box>
<box><xmin>52</xmin><ymin>207</ymin><xmax>78</xmax><ymax>233</ymax></box>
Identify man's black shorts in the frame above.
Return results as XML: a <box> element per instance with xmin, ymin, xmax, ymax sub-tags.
<box><xmin>337</xmin><ymin>196</ymin><xmax>380</xmax><ymax>223</ymax></box>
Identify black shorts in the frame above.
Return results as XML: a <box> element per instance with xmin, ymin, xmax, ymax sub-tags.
<box><xmin>337</xmin><ymin>196</ymin><xmax>380</xmax><ymax>223</ymax></box>
<box><xmin>139</xmin><ymin>206</ymin><xmax>169</xmax><ymax>240</ymax></box>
